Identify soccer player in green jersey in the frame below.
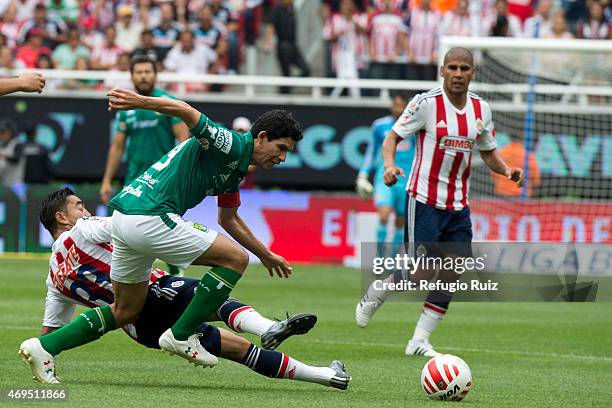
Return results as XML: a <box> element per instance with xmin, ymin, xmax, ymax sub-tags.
<box><xmin>23</xmin><ymin>87</ymin><xmax>303</xmax><ymax>371</ymax></box>
<box><xmin>99</xmin><ymin>55</ymin><xmax>189</xmax><ymax>276</ymax></box>
<box><xmin>99</xmin><ymin>56</ymin><xmax>189</xmax><ymax>204</ymax></box>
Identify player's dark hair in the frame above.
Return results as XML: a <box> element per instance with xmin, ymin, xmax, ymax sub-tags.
<box><xmin>130</xmin><ymin>55</ymin><xmax>157</xmax><ymax>74</ymax></box>
<box><xmin>250</xmin><ymin>109</ymin><xmax>303</xmax><ymax>142</ymax></box>
<box><xmin>39</xmin><ymin>187</ymin><xmax>75</xmax><ymax>236</ymax></box>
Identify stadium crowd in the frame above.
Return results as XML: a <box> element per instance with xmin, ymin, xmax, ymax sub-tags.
<box><xmin>0</xmin><ymin>0</ymin><xmax>609</xmax><ymax>91</ymax></box>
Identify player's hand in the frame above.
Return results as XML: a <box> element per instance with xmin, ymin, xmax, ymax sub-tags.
<box><xmin>107</xmin><ymin>88</ymin><xmax>145</xmax><ymax>111</ymax></box>
<box><xmin>261</xmin><ymin>252</ymin><xmax>292</xmax><ymax>278</ymax></box>
<box><xmin>506</xmin><ymin>167</ymin><xmax>524</xmax><ymax>187</ymax></box>
<box><xmin>19</xmin><ymin>73</ymin><xmax>46</xmax><ymax>93</ymax></box>
<box><xmin>99</xmin><ymin>181</ymin><xmax>113</xmax><ymax>204</ymax></box>
<box><xmin>355</xmin><ymin>172</ymin><xmax>373</xmax><ymax>199</ymax></box>
<box><xmin>383</xmin><ymin>165</ymin><xmax>405</xmax><ymax>186</ymax></box>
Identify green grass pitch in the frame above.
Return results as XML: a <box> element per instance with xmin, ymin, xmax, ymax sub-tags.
<box><xmin>1</xmin><ymin>258</ymin><xmax>611</xmax><ymax>407</ymax></box>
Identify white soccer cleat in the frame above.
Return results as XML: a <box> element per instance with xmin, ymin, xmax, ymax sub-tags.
<box><xmin>355</xmin><ymin>296</ymin><xmax>382</xmax><ymax>328</ymax></box>
<box><xmin>405</xmin><ymin>339</ymin><xmax>441</xmax><ymax>357</ymax></box>
<box><xmin>18</xmin><ymin>338</ymin><xmax>60</xmax><ymax>384</ymax></box>
<box><xmin>158</xmin><ymin>328</ymin><xmax>218</xmax><ymax>368</ymax></box>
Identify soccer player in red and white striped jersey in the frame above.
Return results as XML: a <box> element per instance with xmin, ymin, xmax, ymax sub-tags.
<box><xmin>405</xmin><ymin>0</ymin><xmax>440</xmax><ymax>80</ymax></box>
<box><xmin>356</xmin><ymin>47</ymin><xmax>523</xmax><ymax>357</ymax></box>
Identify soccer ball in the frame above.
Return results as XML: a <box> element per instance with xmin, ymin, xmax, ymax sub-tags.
<box><xmin>420</xmin><ymin>354</ymin><xmax>472</xmax><ymax>401</ymax></box>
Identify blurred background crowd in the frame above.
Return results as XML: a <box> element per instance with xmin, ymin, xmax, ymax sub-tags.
<box><xmin>0</xmin><ymin>0</ymin><xmax>609</xmax><ymax>92</ymax></box>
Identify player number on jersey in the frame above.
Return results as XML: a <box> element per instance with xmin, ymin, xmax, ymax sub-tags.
<box><xmin>151</xmin><ymin>139</ymin><xmax>189</xmax><ymax>172</ymax></box>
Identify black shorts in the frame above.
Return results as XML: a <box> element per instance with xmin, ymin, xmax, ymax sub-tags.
<box><xmin>134</xmin><ymin>276</ymin><xmax>207</xmax><ymax>349</ymax></box>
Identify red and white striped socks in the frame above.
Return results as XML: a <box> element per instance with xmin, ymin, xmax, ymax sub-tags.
<box><xmin>218</xmin><ymin>300</ymin><xmax>275</xmax><ymax>336</ymax></box>
<box><xmin>413</xmin><ymin>302</ymin><xmax>447</xmax><ymax>342</ymax></box>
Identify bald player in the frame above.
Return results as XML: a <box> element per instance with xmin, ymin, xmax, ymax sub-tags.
<box><xmin>356</xmin><ymin>47</ymin><xmax>524</xmax><ymax>356</ymax></box>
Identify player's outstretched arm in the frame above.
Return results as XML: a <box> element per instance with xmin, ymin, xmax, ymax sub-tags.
<box><xmin>107</xmin><ymin>88</ymin><xmax>201</xmax><ymax>129</ymax></box>
<box><xmin>480</xmin><ymin>149</ymin><xmax>524</xmax><ymax>187</ymax></box>
<box><xmin>218</xmin><ymin>206</ymin><xmax>292</xmax><ymax>278</ymax></box>
<box><xmin>0</xmin><ymin>73</ymin><xmax>46</xmax><ymax>96</ymax></box>
<box><xmin>382</xmin><ymin>129</ymin><xmax>405</xmax><ymax>186</ymax></box>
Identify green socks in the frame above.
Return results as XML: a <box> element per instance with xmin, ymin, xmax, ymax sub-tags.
<box><xmin>40</xmin><ymin>305</ymin><xmax>116</xmax><ymax>356</ymax></box>
<box><xmin>171</xmin><ymin>266</ymin><xmax>242</xmax><ymax>340</ymax></box>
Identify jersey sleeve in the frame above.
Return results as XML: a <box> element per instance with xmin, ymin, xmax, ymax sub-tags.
<box><xmin>477</xmin><ymin>101</ymin><xmax>497</xmax><ymax>151</ymax></box>
<box><xmin>73</xmin><ymin>217</ymin><xmax>112</xmax><ymax>244</ymax></box>
<box><xmin>42</xmin><ymin>280</ymin><xmax>77</xmax><ymax>328</ymax></box>
<box><xmin>189</xmin><ymin>113</ymin><xmax>243</xmax><ymax>159</ymax></box>
<box><xmin>392</xmin><ymin>95</ymin><xmax>428</xmax><ymax>139</ymax></box>
<box><xmin>218</xmin><ymin>191</ymin><xmax>241</xmax><ymax>208</ymax></box>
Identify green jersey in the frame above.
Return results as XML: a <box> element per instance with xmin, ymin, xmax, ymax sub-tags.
<box><xmin>114</xmin><ymin>88</ymin><xmax>183</xmax><ymax>184</ymax></box>
<box><xmin>108</xmin><ymin>113</ymin><xmax>253</xmax><ymax>216</ymax></box>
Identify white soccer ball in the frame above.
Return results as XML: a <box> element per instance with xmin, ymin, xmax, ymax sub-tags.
<box><xmin>420</xmin><ymin>354</ymin><xmax>472</xmax><ymax>401</ymax></box>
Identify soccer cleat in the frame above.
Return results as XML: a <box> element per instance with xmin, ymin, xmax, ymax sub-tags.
<box><xmin>158</xmin><ymin>329</ymin><xmax>218</xmax><ymax>368</ymax></box>
<box><xmin>328</xmin><ymin>360</ymin><xmax>351</xmax><ymax>390</ymax></box>
<box><xmin>355</xmin><ymin>295</ymin><xmax>383</xmax><ymax>328</ymax></box>
<box><xmin>18</xmin><ymin>338</ymin><xmax>60</xmax><ymax>384</ymax></box>
<box><xmin>405</xmin><ymin>339</ymin><xmax>441</xmax><ymax>357</ymax></box>
<box><xmin>260</xmin><ymin>313</ymin><xmax>317</xmax><ymax>350</ymax></box>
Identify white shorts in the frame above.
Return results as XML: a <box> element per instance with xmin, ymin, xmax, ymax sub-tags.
<box><xmin>110</xmin><ymin>211</ymin><xmax>218</xmax><ymax>284</ymax></box>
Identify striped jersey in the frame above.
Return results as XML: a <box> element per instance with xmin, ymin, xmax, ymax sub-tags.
<box><xmin>406</xmin><ymin>8</ymin><xmax>441</xmax><ymax>64</ymax></box>
<box><xmin>368</xmin><ymin>10</ymin><xmax>406</xmax><ymax>62</ymax></box>
<box><xmin>360</xmin><ymin>115</ymin><xmax>414</xmax><ymax>183</ymax></box>
<box><xmin>44</xmin><ymin>217</ymin><xmax>166</xmax><ymax>328</ymax></box>
<box><xmin>392</xmin><ymin>87</ymin><xmax>497</xmax><ymax>210</ymax></box>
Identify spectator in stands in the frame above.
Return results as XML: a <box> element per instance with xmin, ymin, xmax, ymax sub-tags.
<box><xmin>209</xmin><ymin>0</ymin><xmax>240</xmax><ymax>74</ymax></box>
<box><xmin>577</xmin><ymin>0</ymin><xmax>611</xmax><ymax>39</ymax></box>
<box><xmin>523</xmin><ymin>0</ymin><xmax>554</xmax><ymax>37</ymax></box>
<box><xmin>265</xmin><ymin>0</ymin><xmax>311</xmax><ymax>94</ymax></box>
<box><xmin>104</xmin><ymin>52</ymin><xmax>133</xmax><ymax>90</ymax></box>
<box><xmin>0</xmin><ymin>46</ymin><xmax>14</xmax><ymax>69</ymax></box>
<box><xmin>164</xmin><ymin>30</ymin><xmax>218</xmax><ymax>87</ymax></box>
<box><xmin>0</xmin><ymin>2</ymin><xmax>20</xmax><ymax>50</ymax></box>
<box><xmin>367</xmin><ymin>0</ymin><xmax>406</xmax><ymax>81</ymax></box>
<box><xmin>135</xmin><ymin>0</ymin><xmax>162</xmax><ymax>29</ymax></box>
<box><xmin>19</xmin><ymin>3</ymin><xmax>68</xmax><ymax>49</ymax></box>
<box><xmin>16</xmin><ymin>28</ymin><xmax>52</xmax><ymax>69</ymax></box>
<box><xmin>324</xmin><ymin>0</ymin><xmax>369</xmax><ymax>98</ymax></box>
<box><xmin>507</xmin><ymin>0</ymin><xmax>534</xmax><ymax>23</ymax></box>
<box><xmin>440</xmin><ymin>0</ymin><xmax>476</xmax><ymax>37</ymax></box>
<box><xmin>484</xmin><ymin>0</ymin><xmax>522</xmax><ymax>37</ymax></box>
<box><xmin>547</xmin><ymin>10</ymin><xmax>574</xmax><ymax>38</ymax></box>
<box><xmin>405</xmin><ymin>0</ymin><xmax>440</xmax><ymax>81</ymax></box>
<box><xmin>80</xmin><ymin>16</ymin><xmax>104</xmax><ymax>51</ymax></box>
<box><xmin>151</xmin><ymin>2</ymin><xmax>183</xmax><ymax>62</ymax></box>
<box><xmin>132</xmin><ymin>29</ymin><xmax>162</xmax><ymax>65</ymax></box>
<box><xmin>115</xmin><ymin>4</ymin><xmax>144</xmax><ymax>53</ymax></box>
<box><xmin>36</xmin><ymin>53</ymin><xmax>53</xmax><ymax>69</ymax></box>
<box><xmin>193</xmin><ymin>5</ymin><xmax>225</xmax><ymax>54</ymax></box>
<box><xmin>174</xmin><ymin>0</ymin><xmax>192</xmax><ymax>27</ymax></box>
<box><xmin>52</xmin><ymin>27</ymin><xmax>90</xmax><ymax>70</ymax></box>
<box><xmin>47</xmin><ymin>0</ymin><xmax>80</xmax><ymax>25</ymax></box>
<box><xmin>0</xmin><ymin>118</ymin><xmax>21</xmax><ymax>187</ymax></box>
<box><xmin>90</xmin><ymin>25</ymin><xmax>123</xmax><ymax>70</ymax></box>
<box><xmin>61</xmin><ymin>57</ymin><xmax>97</xmax><ymax>89</ymax></box>
<box><xmin>15</xmin><ymin>0</ymin><xmax>40</xmax><ymax>24</ymax></box>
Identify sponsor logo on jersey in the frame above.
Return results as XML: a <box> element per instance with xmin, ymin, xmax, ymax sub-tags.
<box><xmin>136</xmin><ymin>173</ymin><xmax>159</xmax><ymax>189</ymax></box>
<box><xmin>208</xmin><ymin>126</ymin><xmax>233</xmax><ymax>154</ymax></box>
<box><xmin>227</xmin><ymin>160</ymin><xmax>239</xmax><ymax>170</ymax></box>
<box><xmin>171</xmin><ymin>280</ymin><xmax>185</xmax><ymax>288</ymax></box>
<box><xmin>120</xmin><ymin>185</ymin><xmax>143</xmax><ymax>198</ymax></box>
<box><xmin>475</xmin><ymin>119</ymin><xmax>484</xmax><ymax>134</ymax></box>
<box><xmin>436</xmin><ymin>120</ymin><xmax>447</xmax><ymax>128</ymax></box>
<box><xmin>193</xmin><ymin>223</ymin><xmax>209</xmax><ymax>233</ymax></box>
<box><xmin>439</xmin><ymin>135</ymin><xmax>474</xmax><ymax>153</ymax></box>
<box><xmin>132</xmin><ymin>119</ymin><xmax>160</xmax><ymax>129</ymax></box>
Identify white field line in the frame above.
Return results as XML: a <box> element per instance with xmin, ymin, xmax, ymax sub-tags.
<box><xmin>308</xmin><ymin>339</ymin><xmax>612</xmax><ymax>363</ymax></box>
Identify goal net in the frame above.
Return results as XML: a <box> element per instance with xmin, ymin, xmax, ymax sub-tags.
<box><xmin>439</xmin><ymin>37</ymin><xmax>612</xmax><ymax>243</ymax></box>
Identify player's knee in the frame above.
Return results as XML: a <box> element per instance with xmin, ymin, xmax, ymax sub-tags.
<box><xmin>111</xmin><ymin>304</ymin><xmax>141</xmax><ymax>327</ymax></box>
<box><xmin>231</xmin><ymin>248</ymin><xmax>249</xmax><ymax>272</ymax></box>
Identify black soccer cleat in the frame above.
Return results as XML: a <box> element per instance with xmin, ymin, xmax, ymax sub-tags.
<box><xmin>260</xmin><ymin>313</ymin><xmax>317</xmax><ymax>350</ymax></box>
<box><xmin>328</xmin><ymin>360</ymin><xmax>351</xmax><ymax>390</ymax></box>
